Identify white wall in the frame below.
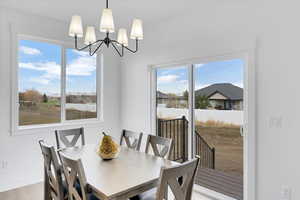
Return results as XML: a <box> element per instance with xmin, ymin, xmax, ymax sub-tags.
<box><xmin>157</xmin><ymin>108</ymin><xmax>243</xmax><ymax>125</ymax></box>
<box><xmin>120</xmin><ymin>1</ymin><xmax>300</xmax><ymax>200</ymax></box>
<box><xmin>0</xmin><ymin>8</ymin><xmax>121</xmax><ymax>191</ymax></box>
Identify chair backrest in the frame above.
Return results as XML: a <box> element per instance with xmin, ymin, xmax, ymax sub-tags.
<box><xmin>156</xmin><ymin>158</ymin><xmax>200</xmax><ymax>200</ymax></box>
<box><xmin>39</xmin><ymin>140</ymin><xmax>65</xmax><ymax>200</ymax></box>
<box><xmin>145</xmin><ymin>135</ymin><xmax>173</xmax><ymax>160</ymax></box>
<box><xmin>55</xmin><ymin>127</ymin><xmax>85</xmax><ymax>149</ymax></box>
<box><xmin>120</xmin><ymin>129</ymin><xmax>143</xmax><ymax>151</ymax></box>
<box><xmin>59</xmin><ymin>152</ymin><xmax>88</xmax><ymax>200</ymax></box>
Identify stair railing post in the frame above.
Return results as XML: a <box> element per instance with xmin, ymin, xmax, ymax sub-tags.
<box><xmin>182</xmin><ymin>115</ymin><xmax>188</xmax><ymax>162</ymax></box>
<box><xmin>212</xmin><ymin>147</ymin><xmax>215</xmax><ymax>169</ymax></box>
<box><xmin>157</xmin><ymin>118</ymin><xmax>161</xmax><ymax>137</ymax></box>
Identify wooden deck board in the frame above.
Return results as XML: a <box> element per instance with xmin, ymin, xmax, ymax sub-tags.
<box><xmin>195</xmin><ymin>168</ymin><xmax>243</xmax><ymax>200</ymax></box>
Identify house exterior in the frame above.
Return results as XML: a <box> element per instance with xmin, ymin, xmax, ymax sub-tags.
<box><xmin>195</xmin><ymin>83</ymin><xmax>243</xmax><ymax>110</ymax></box>
<box><xmin>156</xmin><ymin>91</ymin><xmax>188</xmax><ymax>108</ymax></box>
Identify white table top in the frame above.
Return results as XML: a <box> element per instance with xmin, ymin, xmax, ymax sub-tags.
<box><xmin>60</xmin><ymin>144</ymin><xmax>178</xmax><ymax>199</ymax></box>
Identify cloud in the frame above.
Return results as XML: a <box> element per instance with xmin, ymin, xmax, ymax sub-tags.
<box><xmin>157</xmin><ymin>75</ymin><xmax>179</xmax><ymax>84</ymax></box>
<box><xmin>178</xmin><ymin>79</ymin><xmax>188</xmax><ymax>84</ymax></box>
<box><xmin>72</xmin><ymin>50</ymin><xmax>90</xmax><ymax>57</ymax></box>
<box><xmin>29</xmin><ymin>77</ymin><xmax>50</xmax><ymax>84</ymax></box>
<box><xmin>19</xmin><ymin>51</ymin><xmax>96</xmax><ymax>85</ymax></box>
<box><xmin>195</xmin><ymin>64</ymin><xmax>205</xmax><ymax>68</ymax></box>
<box><xmin>66</xmin><ymin>53</ymin><xmax>96</xmax><ymax>76</ymax></box>
<box><xmin>19</xmin><ymin>46</ymin><xmax>41</xmax><ymax>55</ymax></box>
<box><xmin>20</xmin><ymin>62</ymin><xmax>61</xmax><ymax>85</ymax></box>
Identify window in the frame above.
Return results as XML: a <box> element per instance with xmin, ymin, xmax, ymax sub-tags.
<box><xmin>17</xmin><ymin>38</ymin><xmax>100</xmax><ymax>128</ymax></box>
<box><xmin>65</xmin><ymin>49</ymin><xmax>97</xmax><ymax>120</ymax></box>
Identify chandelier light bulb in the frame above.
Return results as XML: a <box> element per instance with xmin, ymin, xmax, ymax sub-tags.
<box><xmin>84</xmin><ymin>26</ymin><xmax>97</xmax><ymax>45</ymax></box>
<box><xmin>130</xmin><ymin>19</ymin><xmax>143</xmax><ymax>40</ymax></box>
<box><xmin>117</xmin><ymin>28</ymin><xmax>129</xmax><ymax>46</ymax></box>
<box><xmin>69</xmin><ymin>15</ymin><xmax>84</xmax><ymax>37</ymax></box>
<box><xmin>100</xmin><ymin>8</ymin><xmax>115</xmax><ymax>33</ymax></box>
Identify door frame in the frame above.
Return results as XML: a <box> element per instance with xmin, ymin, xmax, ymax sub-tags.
<box><xmin>149</xmin><ymin>49</ymin><xmax>256</xmax><ymax>200</ymax></box>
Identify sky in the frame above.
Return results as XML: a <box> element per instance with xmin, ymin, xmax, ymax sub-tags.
<box><xmin>19</xmin><ymin>40</ymin><xmax>243</xmax><ymax>97</ymax></box>
<box><xmin>19</xmin><ymin>40</ymin><xmax>97</xmax><ymax>96</ymax></box>
<box><xmin>157</xmin><ymin>59</ymin><xmax>244</xmax><ymax>95</ymax></box>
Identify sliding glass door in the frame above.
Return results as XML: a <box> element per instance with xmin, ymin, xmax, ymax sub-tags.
<box><xmin>155</xmin><ymin>65</ymin><xmax>190</xmax><ymax>162</ymax></box>
<box><xmin>152</xmin><ymin>58</ymin><xmax>245</xmax><ymax>199</ymax></box>
<box><xmin>193</xmin><ymin>59</ymin><xmax>244</xmax><ymax>199</ymax></box>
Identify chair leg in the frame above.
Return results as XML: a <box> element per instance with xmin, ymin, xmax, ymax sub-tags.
<box><xmin>164</xmin><ymin>186</ymin><xmax>168</xmax><ymax>200</ymax></box>
<box><xmin>44</xmin><ymin>171</ymin><xmax>50</xmax><ymax>200</ymax></box>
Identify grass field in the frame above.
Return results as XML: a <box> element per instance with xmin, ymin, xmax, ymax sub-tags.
<box><xmin>19</xmin><ymin>103</ymin><xmax>97</xmax><ymax>126</ymax></box>
<box><xmin>195</xmin><ymin>121</ymin><xmax>243</xmax><ymax>176</ymax></box>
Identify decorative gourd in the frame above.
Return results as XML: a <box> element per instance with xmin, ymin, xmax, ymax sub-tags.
<box><xmin>97</xmin><ymin>132</ymin><xmax>120</xmax><ymax>160</ymax></box>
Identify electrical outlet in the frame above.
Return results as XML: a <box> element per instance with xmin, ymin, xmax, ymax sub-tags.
<box><xmin>281</xmin><ymin>186</ymin><xmax>291</xmax><ymax>200</ymax></box>
<box><xmin>269</xmin><ymin>116</ymin><xmax>282</xmax><ymax>128</ymax></box>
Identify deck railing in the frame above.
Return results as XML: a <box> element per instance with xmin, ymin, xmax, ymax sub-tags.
<box><xmin>157</xmin><ymin>116</ymin><xmax>188</xmax><ymax>162</ymax></box>
<box><xmin>195</xmin><ymin>130</ymin><xmax>215</xmax><ymax>169</ymax></box>
<box><xmin>157</xmin><ymin>116</ymin><xmax>215</xmax><ymax>168</ymax></box>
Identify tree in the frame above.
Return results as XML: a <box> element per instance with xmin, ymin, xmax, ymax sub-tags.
<box><xmin>23</xmin><ymin>89</ymin><xmax>42</xmax><ymax>103</ymax></box>
<box><xmin>19</xmin><ymin>92</ymin><xmax>25</xmax><ymax>102</ymax></box>
<box><xmin>195</xmin><ymin>95</ymin><xmax>210</xmax><ymax>109</ymax></box>
<box><xmin>42</xmin><ymin>93</ymin><xmax>48</xmax><ymax>103</ymax></box>
<box><xmin>183</xmin><ymin>90</ymin><xmax>188</xmax><ymax>99</ymax></box>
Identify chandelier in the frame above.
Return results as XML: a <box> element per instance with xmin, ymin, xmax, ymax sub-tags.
<box><xmin>68</xmin><ymin>0</ymin><xmax>143</xmax><ymax>57</ymax></box>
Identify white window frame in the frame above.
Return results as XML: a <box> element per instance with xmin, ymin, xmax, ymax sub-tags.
<box><xmin>11</xmin><ymin>34</ymin><xmax>103</xmax><ymax>135</ymax></box>
<box><xmin>149</xmin><ymin>50</ymin><xmax>256</xmax><ymax>200</ymax></box>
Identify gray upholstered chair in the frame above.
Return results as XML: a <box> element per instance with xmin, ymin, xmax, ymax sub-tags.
<box><xmin>145</xmin><ymin>135</ymin><xmax>173</xmax><ymax>160</ymax></box>
<box><xmin>39</xmin><ymin>140</ymin><xmax>66</xmax><ymax>200</ymax></box>
<box><xmin>55</xmin><ymin>127</ymin><xmax>85</xmax><ymax>149</ymax></box>
<box><xmin>120</xmin><ymin>129</ymin><xmax>143</xmax><ymax>151</ymax></box>
<box><xmin>140</xmin><ymin>157</ymin><xmax>200</xmax><ymax>200</ymax></box>
<box><xmin>59</xmin><ymin>152</ymin><xmax>100</xmax><ymax>200</ymax></box>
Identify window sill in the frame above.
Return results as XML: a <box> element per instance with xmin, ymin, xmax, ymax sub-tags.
<box><xmin>11</xmin><ymin>119</ymin><xmax>104</xmax><ymax>136</ymax></box>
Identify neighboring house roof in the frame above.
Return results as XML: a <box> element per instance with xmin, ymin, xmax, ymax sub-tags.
<box><xmin>195</xmin><ymin>83</ymin><xmax>243</xmax><ymax>100</ymax></box>
<box><xmin>157</xmin><ymin>91</ymin><xmax>169</xmax><ymax>99</ymax></box>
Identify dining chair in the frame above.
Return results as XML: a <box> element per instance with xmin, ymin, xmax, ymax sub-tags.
<box><xmin>140</xmin><ymin>157</ymin><xmax>200</xmax><ymax>200</ymax></box>
<box><xmin>39</xmin><ymin>140</ymin><xmax>66</xmax><ymax>200</ymax></box>
<box><xmin>55</xmin><ymin>127</ymin><xmax>85</xmax><ymax>149</ymax></box>
<box><xmin>59</xmin><ymin>152</ymin><xmax>100</xmax><ymax>200</ymax></box>
<box><xmin>120</xmin><ymin>129</ymin><xmax>143</xmax><ymax>151</ymax></box>
<box><xmin>145</xmin><ymin>135</ymin><xmax>173</xmax><ymax>160</ymax></box>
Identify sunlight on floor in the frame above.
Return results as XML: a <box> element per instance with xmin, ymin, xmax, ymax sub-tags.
<box><xmin>167</xmin><ymin>190</ymin><xmax>215</xmax><ymax>200</ymax></box>
<box><xmin>193</xmin><ymin>191</ymin><xmax>215</xmax><ymax>200</ymax></box>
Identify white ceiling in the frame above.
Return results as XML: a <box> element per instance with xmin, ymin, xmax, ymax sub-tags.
<box><xmin>0</xmin><ymin>0</ymin><xmax>203</xmax><ymax>28</ymax></box>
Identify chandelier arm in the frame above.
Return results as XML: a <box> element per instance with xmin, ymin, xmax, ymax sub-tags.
<box><xmin>74</xmin><ymin>35</ymin><xmax>90</xmax><ymax>51</ymax></box>
<box><xmin>90</xmin><ymin>39</ymin><xmax>106</xmax><ymax>46</ymax></box>
<box><xmin>74</xmin><ymin>35</ymin><xmax>105</xmax><ymax>52</ymax></box>
<box><xmin>111</xmin><ymin>41</ymin><xmax>124</xmax><ymax>57</ymax></box>
<box><xmin>123</xmin><ymin>39</ymin><xmax>139</xmax><ymax>53</ymax></box>
<box><xmin>90</xmin><ymin>40</ymin><xmax>105</xmax><ymax>56</ymax></box>
<box><xmin>111</xmin><ymin>39</ymin><xmax>138</xmax><ymax>54</ymax></box>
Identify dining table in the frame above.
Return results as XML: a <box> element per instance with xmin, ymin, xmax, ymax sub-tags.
<box><xmin>60</xmin><ymin>144</ymin><xmax>179</xmax><ymax>200</ymax></box>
